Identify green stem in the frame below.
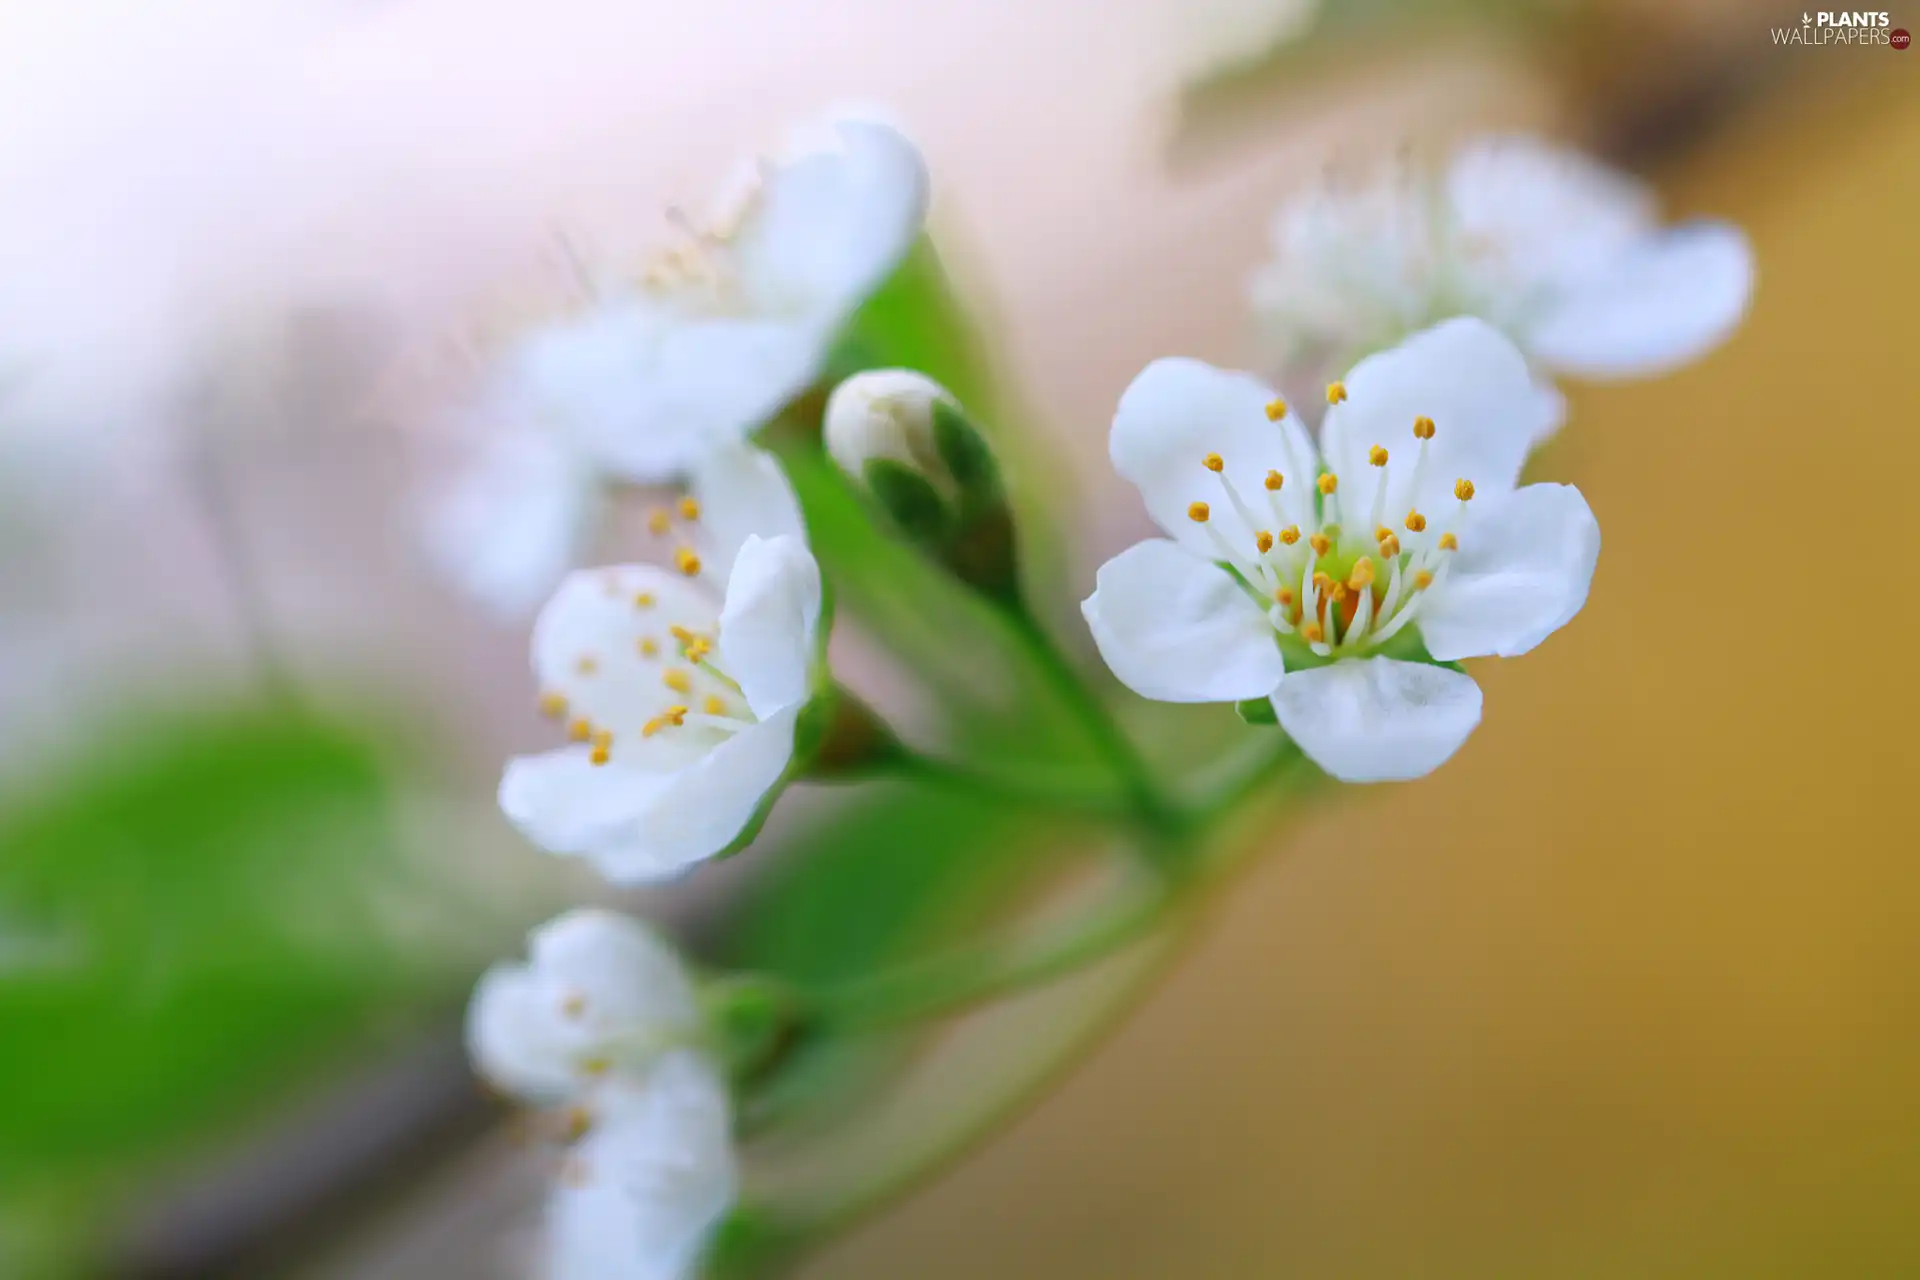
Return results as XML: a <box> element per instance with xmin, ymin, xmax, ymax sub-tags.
<box><xmin>997</xmin><ymin>603</ymin><xmax>1187</xmax><ymax>844</ymax></box>
<box><xmin>810</xmin><ymin>873</ymin><xmax>1175</xmax><ymax>1033</ymax></box>
<box><xmin>878</xmin><ymin>748</ymin><xmax>1136</xmax><ymax>822</ymax></box>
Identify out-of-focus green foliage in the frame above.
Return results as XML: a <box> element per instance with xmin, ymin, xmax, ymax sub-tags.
<box><xmin>0</xmin><ymin>700</ymin><xmax>457</xmax><ymax>1236</ymax></box>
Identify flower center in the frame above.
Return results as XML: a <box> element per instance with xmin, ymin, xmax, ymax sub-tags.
<box><xmin>635</xmin><ymin>178</ymin><xmax>766</xmax><ymax>318</ymax></box>
<box><xmin>535</xmin><ymin>501</ymin><xmax>755</xmax><ymax>768</ymax></box>
<box><xmin>1188</xmin><ymin>395</ymin><xmax>1471</xmax><ymax>660</ymax></box>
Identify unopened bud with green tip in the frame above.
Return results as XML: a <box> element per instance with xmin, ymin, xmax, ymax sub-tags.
<box><xmin>824</xmin><ymin>369</ymin><xmax>1017</xmax><ymax>600</ymax></box>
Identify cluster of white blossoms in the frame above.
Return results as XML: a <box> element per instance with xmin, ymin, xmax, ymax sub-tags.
<box><xmin>445</xmin><ymin>117</ymin><xmax>1748</xmax><ymax>1277</ymax></box>
<box><xmin>450</xmin><ymin>113</ymin><xmax>934</xmax><ymax>1280</ymax></box>
<box><xmin>467</xmin><ymin>911</ymin><xmax>735</xmax><ymax>1280</ymax></box>
<box><xmin>1084</xmin><ymin>318</ymin><xmax>1599</xmax><ymax>782</ymax></box>
<box><xmin>1249</xmin><ymin>136</ymin><xmax>1754</xmax><ymax>407</ymax></box>
<box><xmin>431</xmin><ymin>114</ymin><xmax>929</xmax><ymax>615</ymax></box>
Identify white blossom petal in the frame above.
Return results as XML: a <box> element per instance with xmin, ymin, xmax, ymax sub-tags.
<box><xmin>547</xmin><ymin>1054</ymin><xmax>736</xmax><ymax>1280</ymax></box>
<box><xmin>466</xmin><ymin>964</ymin><xmax>582</xmax><ymax>1104</ymax></box>
<box><xmin>1446</xmin><ymin>136</ymin><xmax>1654</xmax><ymax>289</ymax></box>
<box><xmin>465</xmin><ymin>910</ymin><xmax>699</xmax><ymax>1105</ymax></box>
<box><xmin>1321</xmin><ymin>318</ymin><xmax>1548</xmax><ymax>518</ymax></box>
<box><xmin>1419</xmin><ymin>483</ymin><xmax>1600</xmax><ymax>661</ymax></box>
<box><xmin>499</xmin><ymin>748</ymin><xmax>678</xmax><ymax>861</ymax></box>
<box><xmin>504</xmin><ymin>301</ymin><xmax>818</xmax><ymax>481</ymax></box>
<box><xmin>1524</xmin><ymin>221</ymin><xmax>1754</xmax><ymax>380</ymax></box>
<box><xmin>733</xmin><ymin>116</ymin><xmax>930</xmax><ymax>324</ymax></box>
<box><xmin>579</xmin><ymin>705</ymin><xmax>802</xmax><ymax>884</ymax></box>
<box><xmin>688</xmin><ymin>443</ymin><xmax>806</xmax><ymax>592</ymax></box>
<box><xmin>1082</xmin><ymin>539</ymin><xmax>1285</xmax><ymax>704</ymax></box>
<box><xmin>716</xmin><ymin>535</ymin><xmax>821</xmax><ymax>719</ymax></box>
<box><xmin>1109</xmin><ymin>357</ymin><xmax>1318</xmax><ymax>559</ymax></box>
<box><xmin>1272</xmin><ymin>657</ymin><xmax>1482</xmax><ymax>783</ymax></box>
<box><xmin>427</xmin><ymin>428</ymin><xmax>601</xmax><ymax>617</ymax></box>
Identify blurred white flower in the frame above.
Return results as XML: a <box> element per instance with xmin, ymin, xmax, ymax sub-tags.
<box><xmin>1083</xmin><ymin>319</ymin><xmax>1598</xmax><ymax>783</ymax></box>
<box><xmin>432</xmin><ymin>114</ymin><xmax>928</xmax><ymax>613</ymax></box>
<box><xmin>499</xmin><ymin>450</ymin><xmax>822</xmax><ymax>881</ymax></box>
<box><xmin>466</xmin><ymin>909</ymin><xmax>702</xmax><ymax>1105</ymax></box>
<box><xmin>824</xmin><ymin>369</ymin><xmax>964</xmax><ymax>498</ymax></box>
<box><xmin>1250</xmin><ymin>136</ymin><xmax>1754</xmax><ymax>401</ymax></box>
<box><xmin>545</xmin><ymin>1052</ymin><xmax>736</xmax><ymax>1280</ymax></box>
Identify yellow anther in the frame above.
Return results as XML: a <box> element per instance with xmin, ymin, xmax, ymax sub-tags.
<box><xmin>1375</xmin><ymin>524</ymin><xmax>1393</xmax><ymax>543</ymax></box>
<box><xmin>1188</xmin><ymin>502</ymin><xmax>1211</xmax><ymax>523</ymax></box>
<box><xmin>1317</xmin><ymin>473</ymin><xmax>1338</xmax><ymax>495</ymax></box>
<box><xmin>1331</xmin><ymin>582</ymin><xmax>1351</xmax><ymax>604</ymax></box>
<box><xmin>1312</xmin><ymin>571</ymin><xmax>1335</xmax><ymax>594</ymax></box>
<box><xmin>1202</xmin><ymin>452</ymin><xmax>1224</xmax><ymax>472</ymax></box>
<box><xmin>674</xmin><ymin>547</ymin><xmax>703</xmax><ymax>577</ymax></box>
<box><xmin>561</xmin><ymin>1107</ymin><xmax>594</xmax><ymax>1144</ymax></box>
<box><xmin>1326</xmin><ymin>381</ymin><xmax>1347</xmax><ymax>405</ymax></box>
<box><xmin>638</xmin><ymin>636</ymin><xmax>659</xmax><ymax>658</ymax></box>
<box><xmin>647</xmin><ymin>509</ymin><xmax>672</xmax><ymax>536</ymax></box>
<box><xmin>567</xmin><ymin>718</ymin><xmax>593</xmax><ymax>743</ymax></box>
<box><xmin>686</xmin><ymin>636</ymin><xmax>712</xmax><ymax>662</ymax></box>
<box><xmin>1274</xmin><ymin>587</ymin><xmax>1296</xmax><ymax>607</ymax></box>
<box><xmin>538</xmin><ymin>691</ymin><xmax>568</xmax><ymax>719</ymax></box>
<box><xmin>1301</xmin><ymin>621</ymin><xmax>1325</xmax><ymax>644</ymax></box>
<box><xmin>1264</xmin><ymin>470</ymin><xmax>1284</xmax><ymax>491</ymax></box>
<box><xmin>678</xmin><ymin>496</ymin><xmax>701</xmax><ymax>521</ymax></box>
<box><xmin>1368</xmin><ymin>444</ymin><xmax>1389</xmax><ymax>467</ymax></box>
<box><xmin>664</xmin><ymin>705</ymin><xmax>688</xmax><ymax>726</ymax></box>
<box><xmin>669</xmin><ymin>625</ymin><xmax>698</xmax><ymax>645</ymax></box>
<box><xmin>703</xmin><ymin>695</ymin><xmax>729</xmax><ymax>716</ymax></box>
<box><xmin>1454</xmin><ymin>478</ymin><xmax>1475</xmax><ymax>502</ymax></box>
<box><xmin>663</xmin><ymin>669</ymin><xmax>693</xmax><ymax>694</ymax></box>
<box><xmin>1265</xmin><ymin>398</ymin><xmax>1289</xmax><ymax>421</ymax></box>
<box><xmin>589</xmin><ymin>743</ymin><xmax>611</xmax><ymax>766</ymax></box>
<box><xmin>1405</xmin><ymin>510</ymin><xmax>1428</xmax><ymax>533</ymax></box>
<box><xmin>633</xmin><ymin>591</ymin><xmax>656</xmax><ymax>609</ymax></box>
<box><xmin>1348</xmin><ymin>557</ymin><xmax>1376</xmax><ymax>590</ymax></box>
<box><xmin>1413</xmin><ymin>569</ymin><xmax>1435</xmax><ymax>591</ymax></box>
<box><xmin>1439</xmin><ymin>531</ymin><xmax>1459</xmax><ymax>551</ymax></box>
<box><xmin>1279</xmin><ymin>526</ymin><xmax>1300</xmax><ymax>545</ymax></box>
<box><xmin>580</xmin><ymin>1056</ymin><xmax>612</xmax><ymax>1077</ymax></box>
<box><xmin>1378</xmin><ymin>533</ymin><xmax>1402</xmax><ymax>558</ymax></box>
<box><xmin>1255</xmin><ymin>531</ymin><xmax>1274</xmax><ymax>554</ymax></box>
<box><xmin>641</xmin><ymin>717</ymin><xmax>666</xmax><ymax>738</ymax></box>
<box><xmin>1413</xmin><ymin>415</ymin><xmax>1435</xmax><ymax>440</ymax></box>
<box><xmin>575</xmin><ymin>655</ymin><xmax>599</xmax><ymax>676</ymax></box>
<box><xmin>1309</xmin><ymin>533</ymin><xmax>1332</xmax><ymax>557</ymax></box>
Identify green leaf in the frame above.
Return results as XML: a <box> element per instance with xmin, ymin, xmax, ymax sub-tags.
<box><xmin>0</xmin><ymin>700</ymin><xmax>453</xmax><ymax>1201</ymax></box>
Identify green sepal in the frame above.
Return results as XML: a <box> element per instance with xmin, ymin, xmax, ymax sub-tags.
<box><xmin>931</xmin><ymin>397</ymin><xmax>999</xmax><ymax>499</ymax></box>
<box><xmin>1234</xmin><ymin>697</ymin><xmax>1279</xmax><ymax>726</ymax></box>
<box><xmin>794</xmin><ymin>684</ymin><xmax>906</xmax><ymax>780</ymax></box>
<box><xmin>701</xmin><ymin>974</ymin><xmax>804</xmax><ymax>1085</ymax></box>
<box><xmin>863</xmin><ymin>457</ymin><xmax>952</xmax><ymax>545</ymax></box>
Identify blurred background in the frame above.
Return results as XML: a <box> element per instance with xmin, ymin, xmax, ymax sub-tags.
<box><xmin>2</xmin><ymin>0</ymin><xmax>1915</xmax><ymax>1275</ymax></box>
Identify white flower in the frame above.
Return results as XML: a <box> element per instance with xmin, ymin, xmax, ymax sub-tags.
<box><xmin>499</xmin><ymin>445</ymin><xmax>823</xmax><ymax>881</ymax></box>
<box><xmin>1082</xmin><ymin>318</ymin><xmax>1599</xmax><ymax>783</ymax></box>
<box><xmin>546</xmin><ymin>1052</ymin><xmax>737</xmax><ymax>1280</ymax></box>
<box><xmin>431</xmin><ymin>114</ymin><xmax>928</xmax><ymax>614</ymax></box>
<box><xmin>824</xmin><ymin>368</ymin><xmax>962</xmax><ymax>496</ymax></box>
<box><xmin>1250</xmin><ymin>136</ymin><xmax>1754</xmax><ymax>396</ymax></box>
<box><xmin>466</xmin><ymin>909</ymin><xmax>703</xmax><ymax>1105</ymax></box>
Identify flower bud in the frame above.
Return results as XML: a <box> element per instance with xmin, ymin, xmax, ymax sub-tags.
<box><xmin>824</xmin><ymin>371</ymin><xmax>1016</xmax><ymax>599</ymax></box>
